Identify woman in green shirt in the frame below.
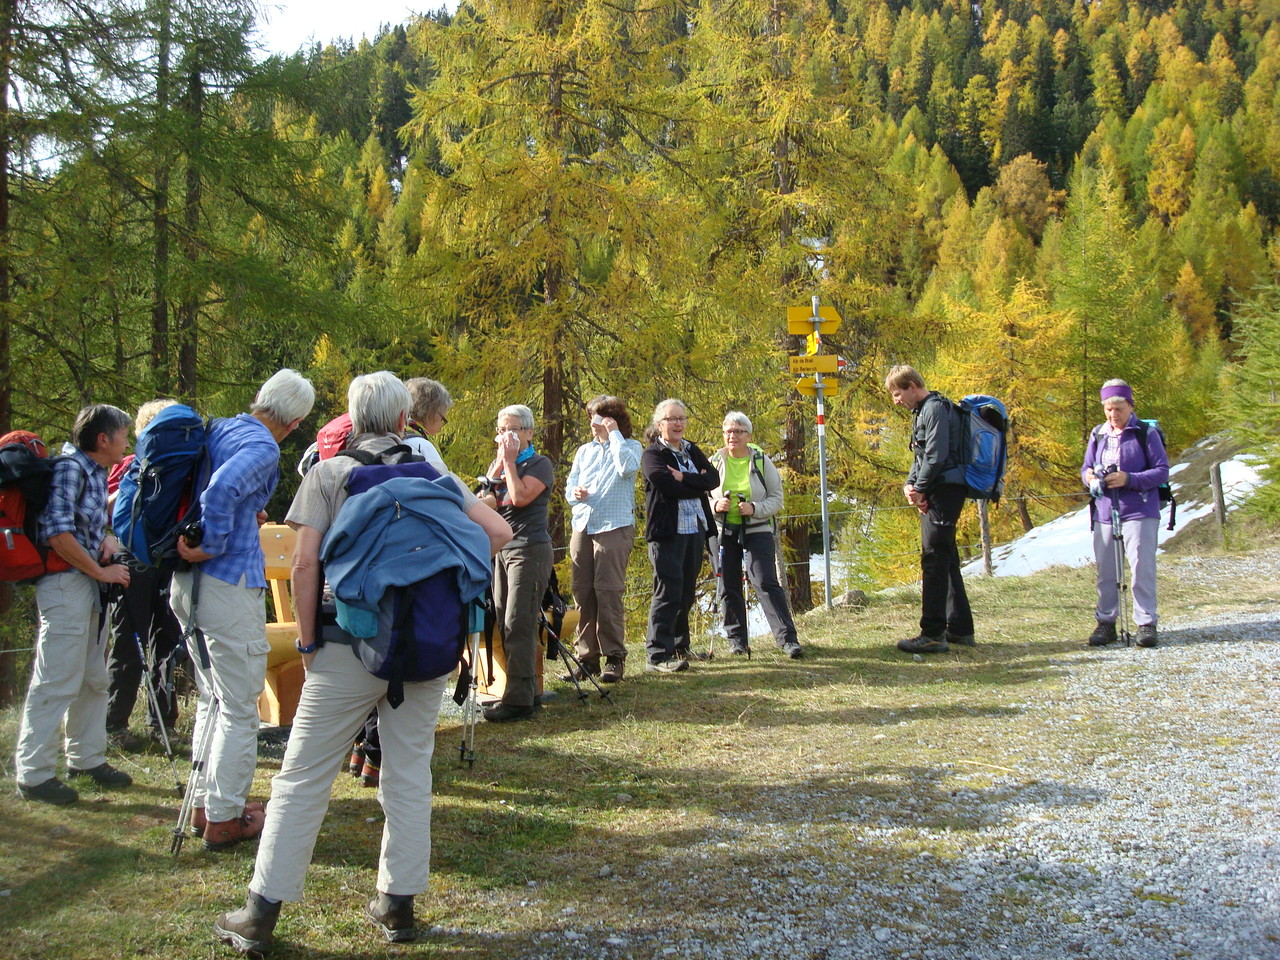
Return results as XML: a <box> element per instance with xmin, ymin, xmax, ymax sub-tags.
<box><xmin>708</xmin><ymin>412</ymin><xmax>802</xmax><ymax>659</ymax></box>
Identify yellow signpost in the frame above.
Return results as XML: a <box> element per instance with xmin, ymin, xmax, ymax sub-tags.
<box><xmin>787</xmin><ymin>296</ymin><xmax>843</xmax><ymax>611</ymax></box>
<box><xmin>787</xmin><ymin>305</ymin><xmax>842</xmax><ymax>335</ymax></box>
<box><xmin>789</xmin><ymin>355</ymin><xmax>839</xmax><ymax>375</ymax></box>
<box><xmin>794</xmin><ymin>376</ymin><xmax>839</xmax><ymax>397</ymax></box>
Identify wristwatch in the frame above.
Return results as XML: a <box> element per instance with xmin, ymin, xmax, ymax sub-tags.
<box><xmin>295</xmin><ymin>638</ymin><xmax>318</xmax><ymax>655</ymax></box>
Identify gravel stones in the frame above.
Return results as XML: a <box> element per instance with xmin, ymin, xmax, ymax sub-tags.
<box><xmin>515</xmin><ymin>554</ymin><xmax>1280</xmax><ymax>960</ymax></box>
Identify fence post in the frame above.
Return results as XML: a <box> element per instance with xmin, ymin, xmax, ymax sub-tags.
<box><xmin>1209</xmin><ymin>461</ymin><xmax>1227</xmax><ymax>532</ymax></box>
<box><xmin>979</xmin><ymin>500</ymin><xmax>993</xmax><ymax>576</ymax></box>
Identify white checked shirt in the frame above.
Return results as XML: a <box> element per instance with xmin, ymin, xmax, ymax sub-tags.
<box><xmin>565</xmin><ymin>431</ymin><xmax>643</xmax><ymax>534</ymax></box>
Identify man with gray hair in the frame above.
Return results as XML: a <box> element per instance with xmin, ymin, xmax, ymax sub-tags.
<box><xmin>15</xmin><ymin>404</ymin><xmax>135</xmax><ymax>804</ymax></box>
<box><xmin>213</xmin><ymin>371</ymin><xmax>510</xmax><ymax>954</ymax></box>
<box><xmin>170</xmin><ymin>369</ymin><xmax>314</xmax><ymax>850</ymax></box>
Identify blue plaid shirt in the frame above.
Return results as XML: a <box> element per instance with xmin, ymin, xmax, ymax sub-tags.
<box><xmin>565</xmin><ymin>432</ymin><xmax>643</xmax><ymax>534</ymax></box>
<box><xmin>198</xmin><ymin>414</ymin><xmax>281</xmax><ymax>589</ymax></box>
<box><xmin>38</xmin><ymin>444</ymin><xmax>108</xmax><ymax>556</ymax></box>
<box><xmin>664</xmin><ymin>440</ymin><xmax>704</xmax><ymax>535</ymax></box>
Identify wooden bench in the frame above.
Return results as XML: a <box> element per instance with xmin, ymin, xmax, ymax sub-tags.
<box><xmin>258</xmin><ymin>523</ymin><xmax>305</xmax><ymax>726</ymax></box>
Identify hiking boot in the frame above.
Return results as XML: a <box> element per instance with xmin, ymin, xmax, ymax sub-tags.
<box><xmin>600</xmin><ymin>657</ymin><xmax>624</xmax><ymax>683</ymax></box>
<box><xmin>68</xmin><ymin>762</ymin><xmax>132</xmax><ymax>788</ymax></box>
<box><xmin>365</xmin><ymin>892</ymin><xmax>416</xmax><ymax>943</ymax></box>
<box><xmin>16</xmin><ymin>777</ymin><xmax>78</xmax><ymax>805</ymax></box>
<box><xmin>360</xmin><ymin>760</ymin><xmax>380</xmax><ymax>788</ymax></box>
<box><xmin>896</xmin><ymin>634</ymin><xmax>949</xmax><ymax>654</ymax></box>
<box><xmin>945</xmin><ymin>633</ymin><xmax>976</xmax><ymax>647</ymax></box>
<box><xmin>782</xmin><ymin>641</ymin><xmax>803</xmax><ymax>659</ymax></box>
<box><xmin>482</xmin><ymin>702</ymin><xmax>540</xmax><ymax>723</ymax></box>
<box><xmin>559</xmin><ymin>660</ymin><xmax>599</xmax><ymax>683</ymax></box>
<box><xmin>1136</xmin><ymin>624</ymin><xmax>1158</xmax><ymax>648</ymax></box>
<box><xmin>645</xmin><ymin>658</ymin><xmax>688</xmax><ymax>674</ymax></box>
<box><xmin>1086</xmin><ymin>620</ymin><xmax>1118</xmax><ymax>647</ymax></box>
<box><xmin>204</xmin><ymin>806</ymin><xmax>267</xmax><ymax>852</ymax></box>
<box><xmin>214</xmin><ymin>891</ymin><xmax>281</xmax><ymax>955</ymax></box>
<box><xmin>728</xmin><ymin>643</ymin><xmax>751</xmax><ymax>658</ymax></box>
<box><xmin>348</xmin><ymin>744</ymin><xmax>364</xmax><ymax>776</ymax></box>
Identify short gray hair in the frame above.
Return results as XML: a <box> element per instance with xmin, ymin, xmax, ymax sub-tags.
<box><xmin>406</xmin><ymin>378</ymin><xmax>452</xmax><ymax>423</ymax></box>
<box><xmin>651</xmin><ymin>398</ymin><xmax>687</xmax><ymax>431</ymax></box>
<box><xmin>349</xmin><ymin>371</ymin><xmax>410</xmax><ymax>435</ymax></box>
<box><xmin>252</xmin><ymin>369</ymin><xmax>315</xmax><ymax>425</ymax></box>
<box><xmin>496</xmin><ymin>404</ymin><xmax>534</xmax><ymax>430</ymax></box>
<box><xmin>722</xmin><ymin>411</ymin><xmax>753</xmax><ymax>433</ymax></box>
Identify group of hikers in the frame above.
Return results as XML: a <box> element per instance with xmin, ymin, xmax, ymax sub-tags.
<box><xmin>7</xmin><ymin>362</ymin><xmax>1168</xmax><ymax>952</ymax></box>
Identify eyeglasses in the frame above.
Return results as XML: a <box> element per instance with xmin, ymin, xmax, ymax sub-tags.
<box><xmin>723</xmin><ymin>428</ymin><xmax>749</xmax><ymax>435</ymax></box>
<box><xmin>438</xmin><ymin>414</ymin><xmax>448</xmax><ymax>426</ymax></box>
<box><xmin>662</xmin><ymin>416</ymin><xmax>687</xmax><ymax>423</ymax></box>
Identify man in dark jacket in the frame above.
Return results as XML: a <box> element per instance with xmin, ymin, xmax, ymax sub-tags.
<box><xmin>886</xmin><ymin>365</ymin><xmax>975</xmax><ymax>654</ymax></box>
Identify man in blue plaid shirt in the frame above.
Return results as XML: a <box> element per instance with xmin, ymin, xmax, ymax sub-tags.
<box><xmin>169</xmin><ymin>369</ymin><xmax>314</xmax><ymax>852</ymax></box>
<box><xmin>15</xmin><ymin>404</ymin><xmax>135</xmax><ymax>805</ymax></box>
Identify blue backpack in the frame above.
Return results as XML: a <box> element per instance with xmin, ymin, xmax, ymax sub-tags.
<box><xmin>113</xmin><ymin>404</ymin><xmax>214</xmax><ymax>569</ymax></box>
<box><xmin>321</xmin><ymin>451</ymin><xmax>489</xmax><ymax>707</ymax></box>
<box><xmin>953</xmin><ymin>394</ymin><xmax>1008</xmax><ymax>502</ymax></box>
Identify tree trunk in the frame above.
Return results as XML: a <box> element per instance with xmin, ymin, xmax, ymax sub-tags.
<box><xmin>0</xmin><ymin>0</ymin><xmax>16</xmax><ymax>695</ymax></box>
<box><xmin>0</xmin><ymin>0</ymin><xmax>13</xmax><ymax>436</ymax></box>
<box><xmin>151</xmin><ymin>0</ymin><xmax>172</xmax><ymax>393</ymax></box>
<box><xmin>771</xmin><ymin>0</ymin><xmax>811</xmax><ymax>612</ymax></box>
<box><xmin>177</xmin><ymin>62</ymin><xmax>201</xmax><ymax>398</ymax></box>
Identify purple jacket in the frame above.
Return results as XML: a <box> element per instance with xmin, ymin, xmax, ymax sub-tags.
<box><xmin>1080</xmin><ymin>414</ymin><xmax>1170</xmax><ymax>521</ymax></box>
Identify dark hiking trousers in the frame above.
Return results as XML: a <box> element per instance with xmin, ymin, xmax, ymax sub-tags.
<box><xmin>919</xmin><ymin>484</ymin><xmax>973</xmax><ymax>639</ymax></box>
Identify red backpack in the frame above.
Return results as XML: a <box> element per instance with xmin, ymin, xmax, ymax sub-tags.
<box><xmin>0</xmin><ymin>431</ymin><xmax>73</xmax><ymax>581</ymax></box>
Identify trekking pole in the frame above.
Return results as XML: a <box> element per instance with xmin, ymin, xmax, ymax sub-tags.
<box><xmin>134</xmin><ymin>632</ymin><xmax>184</xmax><ymax>796</ymax></box>
<box><xmin>459</xmin><ymin>604</ymin><xmax>483</xmax><ymax>766</ymax></box>
<box><xmin>543</xmin><ymin>612</ymin><xmax>613</xmax><ymax>705</ymax></box>
<box><xmin>1109</xmin><ymin>491</ymin><xmax>1132</xmax><ymax>647</ymax></box>
<box><xmin>111</xmin><ymin>564</ymin><xmax>185</xmax><ymax>797</ymax></box>
<box><xmin>172</xmin><ymin>564</ymin><xmax>218</xmax><ymax>854</ymax></box>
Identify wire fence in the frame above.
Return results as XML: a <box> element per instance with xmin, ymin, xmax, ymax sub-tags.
<box><xmin>0</xmin><ymin>476</ymin><xmax>1249</xmax><ymax>659</ymax></box>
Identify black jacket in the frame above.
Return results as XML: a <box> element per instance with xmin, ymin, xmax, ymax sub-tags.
<box><xmin>641</xmin><ymin>440</ymin><xmax>718</xmax><ymax>541</ymax></box>
<box><xmin>907</xmin><ymin>392</ymin><xmax>965</xmax><ymax>497</ymax></box>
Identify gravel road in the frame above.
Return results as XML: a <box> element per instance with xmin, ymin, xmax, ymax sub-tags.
<box><xmin>523</xmin><ymin>551</ymin><xmax>1280</xmax><ymax>960</ymax></box>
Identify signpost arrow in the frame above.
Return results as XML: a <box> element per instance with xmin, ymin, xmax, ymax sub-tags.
<box><xmin>789</xmin><ymin>354</ymin><xmax>840</xmax><ymax>375</ymax></box>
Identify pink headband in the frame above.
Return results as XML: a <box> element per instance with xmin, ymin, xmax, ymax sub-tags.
<box><xmin>1100</xmin><ymin>384</ymin><xmax>1133</xmax><ymax>404</ymax></box>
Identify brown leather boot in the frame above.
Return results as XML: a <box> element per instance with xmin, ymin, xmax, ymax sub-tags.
<box><xmin>190</xmin><ymin>806</ymin><xmax>207</xmax><ymax>838</ymax></box>
<box><xmin>214</xmin><ymin>891</ymin><xmax>281</xmax><ymax>954</ymax></box>
<box><xmin>365</xmin><ymin>892</ymin><xmax>416</xmax><ymax>942</ymax></box>
<box><xmin>204</xmin><ymin>806</ymin><xmax>267</xmax><ymax>852</ymax></box>
<box><xmin>600</xmin><ymin>657</ymin><xmax>624</xmax><ymax>683</ymax></box>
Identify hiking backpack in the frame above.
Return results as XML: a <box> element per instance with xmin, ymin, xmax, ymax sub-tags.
<box><xmin>320</xmin><ymin>451</ymin><xmax>491</xmax><ymax>707</ymax></box>
<box><xmin>1090</xmin><ymin>419</ymin><xmax>1177</xmax><ymax>530</ymax></box>
<box><xmin>112</xmin><ymin>404</ymin><xmax>213</xmax><ymax>569</ymax></box>
<box><xmin>0</xmin><ymin>431</ymin><xmax>74</xmax><ymax>581</ymax></box>
<box><xmin>952</xmin><ymin>395</ymin><xmax>1009</xmax><ymax>502</ymax></box>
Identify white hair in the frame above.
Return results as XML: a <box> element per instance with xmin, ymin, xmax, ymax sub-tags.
<box><xmin>252</xmin><ymin>369</ymin><xmax>315</xmax><ymax>425</ymax></box>
<box><xmin>497</xmin><ymin>404</ymin><xmax>535</xmax><ymax>429</ymax></box>
<box><xmin>722</xmin><ymin>411</ymin><xmax>753</xmax><ymax>433</ymax></box>
<box><xmin>349</xmin><ymin>371</ymin><xmax>410</xmax><ymax>435</ymax></box>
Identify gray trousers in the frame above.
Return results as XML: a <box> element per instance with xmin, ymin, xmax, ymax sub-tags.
<box><xmin>1093</xmin><ymin>515</ymin><xmax>1158</xmax><ymax>626</ymax></box>
<box><xmin>15</xmin><ymin>571</ymin><xmax>109</xmax><ymax>786</ymax></box>
<box><xmin>493</xmin><ymin>541</ymin><xmax>554</xmax><ymax>708</ymax></box>
<box><xmin>570</xmin><ymin>526</ymin><xmax>634</xmax><ymax>663</ymax></box>
<box><xmin>717</xmin><ymin>529</ymin><xmax>797</xmax><ymax>648</ymax></box>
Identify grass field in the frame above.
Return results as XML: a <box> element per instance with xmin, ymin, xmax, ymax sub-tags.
<box><xmin>0</xmin><ymin>524</ymin><xmax>1276</xmax><ymax>960</ymax></box>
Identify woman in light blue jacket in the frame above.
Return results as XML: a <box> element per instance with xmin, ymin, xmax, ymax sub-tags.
<box><xmin>564</xmin><ymin>396</ymin><xmax>643</xmax><ymax>683</ymax></box>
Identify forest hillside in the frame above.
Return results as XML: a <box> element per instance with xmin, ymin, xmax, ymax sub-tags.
<box><xmin>4</xmin><ymin>0</ymin><xmax>1280</xmax><ymax>603</ymax></box>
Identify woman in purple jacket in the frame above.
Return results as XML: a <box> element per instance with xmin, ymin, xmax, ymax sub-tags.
<box><xmin>1080</xmin><ymin>379</ymin><xmax>1170</xmax><ymax>648</ymax></box>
